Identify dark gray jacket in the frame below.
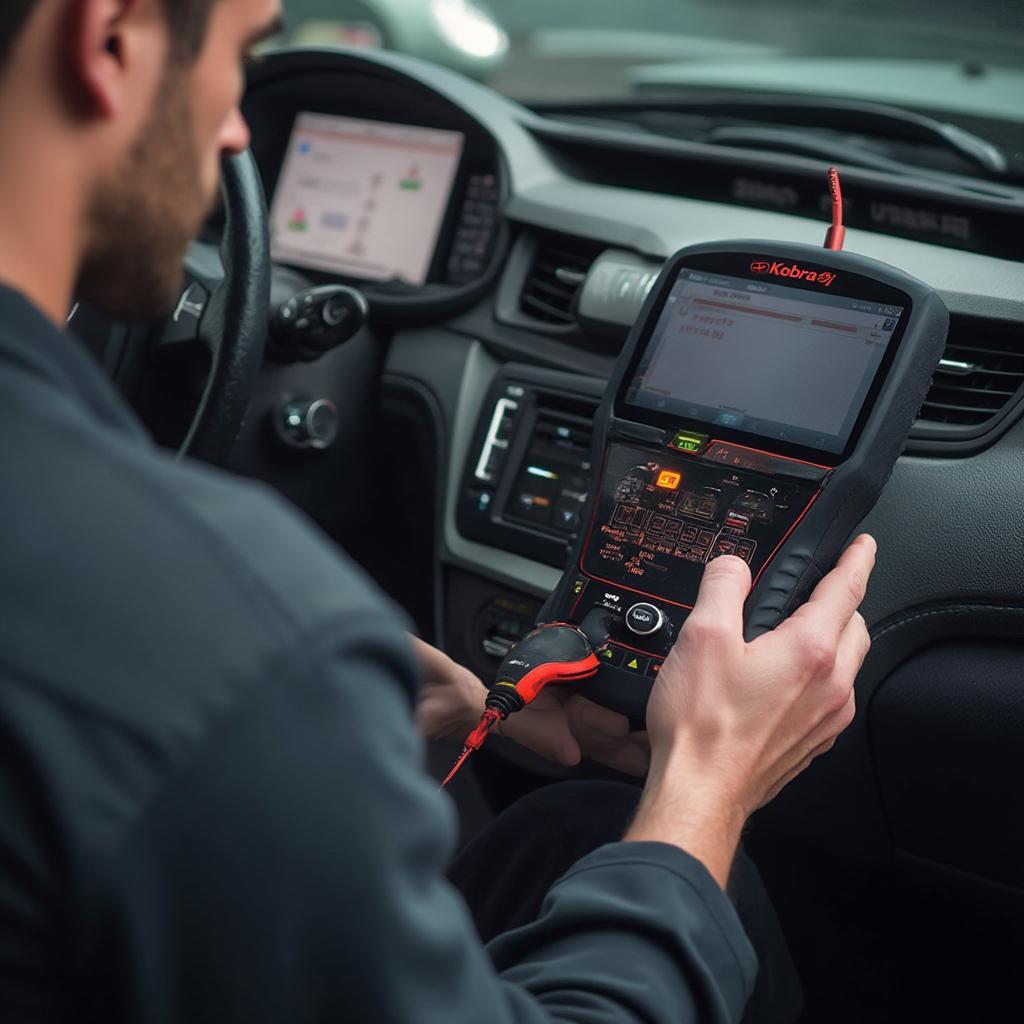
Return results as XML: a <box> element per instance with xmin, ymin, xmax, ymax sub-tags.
<box><xmin>0</xmin><ymin>284</ymin><xmax>756</xmax><ymax>1023</ymax></box>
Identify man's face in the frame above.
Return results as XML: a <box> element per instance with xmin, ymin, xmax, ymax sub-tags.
<box><xmin>77</xmin><ymin>0</ymin><xmax>282</xmax><ymax>320</ymax></box>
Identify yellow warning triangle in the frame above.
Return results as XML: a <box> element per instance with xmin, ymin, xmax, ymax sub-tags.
<box><xmin>626</xmin><ymin>657</ymin><xmax>639</xmax><ymax>670</ymax></box>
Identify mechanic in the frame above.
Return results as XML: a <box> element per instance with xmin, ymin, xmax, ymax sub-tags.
<box><xmin>0</xmin><ymin>2</ymin><xmax>874</xmax><ymax>1022</ymax></box>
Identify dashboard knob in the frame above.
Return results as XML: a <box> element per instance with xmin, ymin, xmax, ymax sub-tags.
<box><xmin>275</xmin><ymin>397</ymin><xmax>339</xmax><ymax>451</ymax></box>
<box><xmin>625</xmin><ymin>602</ymin><xmax>665</xmax><ymax>637</ymax></box>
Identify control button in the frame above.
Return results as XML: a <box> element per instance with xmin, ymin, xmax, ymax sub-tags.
<box><xmin>598</xmin><ymin>645</ymin><xmax>624</xmax><ymax>667</ymax></box>
<box><xmin>274</xmin><ymin>397</ymin><xmax>339</xmax><ymax>451</ymax></box>
<box><xmin>625</xmin><ymin>602</ymin><xmax>666</xmax><ymax>637</ymax></box>
<box><xmin>647</xmin><ymin>659</ymin><xmax>663</xmax><ymax>678</ymax></box>
<box><xmin>623</xmin><ymin>654</ymin><xmax>650</xmax><ymax>675</ymax></box>
<box><xmin>158</xmin><ymin>281</ymin><xmax>211</xmax><ymax>347</ymax></box>
<box><xmin>709</xmin><ymin>535</ymin><xmax>740</xmax><ymax>560</ymax></box>
<box><xmin>735</xmin><ymin>539</ymin><xmax>757</xmax><ymax>563</ymax></box>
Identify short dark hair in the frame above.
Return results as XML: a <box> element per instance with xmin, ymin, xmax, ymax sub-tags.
<box><xmin>0</xmin><ymin>0</ymin><xmax>218</xmax><ymax>72</ymax></box>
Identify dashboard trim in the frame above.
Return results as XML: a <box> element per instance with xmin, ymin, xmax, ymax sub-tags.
<box><xmin>443</xmin><ymin>342</ymin><xmax>562</xmax><ymax>597</ymax></box>
<box><xmin>504</xmin><ymin>181</ymin><xmax>1024</xmax><ymax>313</ymax></box>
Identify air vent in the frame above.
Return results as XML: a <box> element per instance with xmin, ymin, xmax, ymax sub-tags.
<box><xmin>916</xmin><ymin>317</ymin><xmax>1024</xmax><ymax>430</ymax></box>
<box><xmin>519</xmin><ymin>231</ymin><xmax>604</xmax><ymax>327</ymax></box>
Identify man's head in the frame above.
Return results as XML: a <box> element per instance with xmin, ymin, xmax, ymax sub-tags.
<box><xmin>0</xmin><ymin>0</ymin><xmax>282</xmax><ymax>319</ymax></box>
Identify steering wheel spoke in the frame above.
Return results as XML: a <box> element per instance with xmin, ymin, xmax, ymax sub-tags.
<box><xmin>153</xmin><ymin>275</ymin><xmax>213</xmax><ymax>353</ymax></box>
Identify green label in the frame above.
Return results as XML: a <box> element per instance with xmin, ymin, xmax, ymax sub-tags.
<box><xmin>670</xmin><ymin>430</ymin><xmax>708</xmax><ymax>453</ymax></box>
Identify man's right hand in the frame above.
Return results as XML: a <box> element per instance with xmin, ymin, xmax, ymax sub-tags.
<box><xmin>626</xmin><ymin>534</ymin><xmax>876</xmax><ymax>887</ymax></box>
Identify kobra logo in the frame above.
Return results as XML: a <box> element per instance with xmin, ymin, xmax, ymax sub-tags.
<box><xmin>750</xmin><ymin>259</ymin><xmax>836</xmax><ymax>287</ymax></box>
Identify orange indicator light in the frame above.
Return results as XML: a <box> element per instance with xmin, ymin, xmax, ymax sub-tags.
<box><xmin>656</xmin><ymin>470</ymin><xmax>682</xmax><ymax>490</ymax></box>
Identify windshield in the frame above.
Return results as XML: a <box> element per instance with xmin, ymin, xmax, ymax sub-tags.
<box><xmin>282</xmin><ymin>1</ymin><xmax>1024</xmax><ymax>94</ymax></box>
<box><xmin>485</xmin><ymin>0</ymin><xmax>1024</xmax><ymax>101</ymax></box>
<box><xmin>280</xmin><ymin>0</ymin><xmax>1024</xmax><ymax>114</ymax></box>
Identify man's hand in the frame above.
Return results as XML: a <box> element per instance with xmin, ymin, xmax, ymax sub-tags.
<box><xmin>411</xmin><ymin>637</ymin><xmax>649</xmax><ymax>777</ymax></box>
<box><xmin>627</xmin><ymin>534</ymin><xmax>876</xmax><ymax>887</ymax></box>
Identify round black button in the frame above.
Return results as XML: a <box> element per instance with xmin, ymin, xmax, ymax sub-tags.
<box><xmin>625</xmin><ymin>602</ymin><xmax>665</xmax><ymax>637</ymax></box>
<box><xmin>276</xmin><ymin>398</ymin><xmax>339</xmax><ymax>451</ymax></box>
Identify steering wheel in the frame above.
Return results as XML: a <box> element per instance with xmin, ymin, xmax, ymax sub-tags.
<box><xmin>164</xmin><ymin>150</ymin><xmax>270</xmax><ymax>463</ymax></box>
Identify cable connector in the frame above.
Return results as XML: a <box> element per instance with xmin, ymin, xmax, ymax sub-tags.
<box><xmin>824</xmin><ymin>166</ymin><xmax>846</xmax><ymax>251</ymax></box>
<box><xmin>440</xmin><ymin>623</ymin><xmax>600</xmax><ymax>788</ymax></box>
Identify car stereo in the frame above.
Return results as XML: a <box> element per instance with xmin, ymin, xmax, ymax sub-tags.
<box><xmin>542</xmin><ymin>239</ymin><xmax>948</xmax><ymax>720</ymax></box>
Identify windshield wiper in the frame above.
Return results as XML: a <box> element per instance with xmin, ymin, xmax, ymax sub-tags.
<box><xmin>533</xmin><ymin>95</ymin><xmax>1012</xmax><ymax>181</ymax></box>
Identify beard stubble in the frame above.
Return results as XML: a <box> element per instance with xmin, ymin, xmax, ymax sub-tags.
<box><xmin>76</xmin><ymin>66</ymin><xmax>216</xmax><ymax>321</ymax></box>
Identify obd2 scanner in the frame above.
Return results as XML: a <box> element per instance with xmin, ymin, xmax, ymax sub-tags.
<box><xmin>541</xmin><ymin>239</ymin><xmax>948</xmax><ymax>721</ymax></box>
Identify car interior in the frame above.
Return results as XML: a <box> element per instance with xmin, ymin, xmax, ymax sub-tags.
<box><xmin>71</xmin><ymin>39</ymin><xmax>1024</xmax><ymax>1024</ymax></box>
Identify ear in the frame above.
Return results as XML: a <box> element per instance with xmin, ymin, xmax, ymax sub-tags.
<box><xmin>63</xmin><ymin>0</ymin><xmax>146</xmax><ymax>119</ymax></box>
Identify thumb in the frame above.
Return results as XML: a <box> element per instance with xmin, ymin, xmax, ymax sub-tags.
<box><xmin>690</xmin><ymin>555</ymin><xmax>751</xmax><ymax>636</ymax></box>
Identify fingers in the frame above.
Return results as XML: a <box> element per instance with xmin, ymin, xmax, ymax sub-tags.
<box><xmin>787</xmin><ymin>614</ymin><xmax>864</xmax><ymax>752</ymax></box>
<box><xmin>758</xmin><ymin>615</ymin><xmax>867</xmax><ymax>808</ymax></box>
<box><xmin>409</xmin><ymin>635</ymin><xmax>485</xmax><ymax>692</ymax></box>
<box><xmin>580</xmin><ymin>732</ymin><xmax>651</xmax><ymax>778</ymax></box>
<box><xmin>784</xmin><ymin>534</ymin><xmax>876</xmax><ymax>642</ymax></box>
<box><xmin>564</xmin><ymin>695</ymin><xmax>630</xmax><ymax>741</ymax></box>
<box><xmin>560</xmin><ymin>696</ymin><xmax>648</xmax><ymax>775</ymax></box>
<box><xmin>498</xmin><ymin>701</ymin><xmax>582</xmax><ymax>767</ymax></box>
<box><xmin>687</xmin><ymin>555</ymin><xmax>752</xmax><ymax>638</ymax></box>
<box><xmin>798</xmin><ymin>684</ymin><xmax>857</xmax><ymax>760</ymax></box>
<box><xmin>833</xmin><ymin>610</ymin><xmax>871</xmax><ymax>691</ymax></box>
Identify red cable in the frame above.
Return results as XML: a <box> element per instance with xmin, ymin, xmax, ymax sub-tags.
<box><xmin>440</xmin><ymin>745</ymin><xmax>475</xmax><ymax>788</ymax></box>
<box><xmin>441</xmin><ymin>707</ymin><xmax>502</xmax><ymax>788</ymax></box>
<box><xmin>824</xmin><ymin>166</ymin><xmax>845</xmax><ymax>251</ymax></box>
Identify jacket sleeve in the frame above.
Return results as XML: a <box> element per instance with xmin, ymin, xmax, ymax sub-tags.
<box><xmin>76</xmin><ymin>614</ymin><xmax>757</xmax><ymax>1024</ymax></box>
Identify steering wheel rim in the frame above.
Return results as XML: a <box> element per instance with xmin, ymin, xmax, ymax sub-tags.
<box><xmin>179</xmin><ymin>150</ymin><xmax>270</xmax><ymax>463</ymax></box>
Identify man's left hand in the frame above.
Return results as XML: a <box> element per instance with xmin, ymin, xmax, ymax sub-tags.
<box><xmin>411</xmin><ymin>637</ymin><xmax>650</xmax><ymax>778</ymax></box>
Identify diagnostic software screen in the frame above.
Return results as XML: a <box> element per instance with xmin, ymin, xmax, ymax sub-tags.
<box><xmin>623</xmin><ymin>269</ymin><xmax>905</xmax><ymax>454</ymax></box>
<box><xmin>269</xmin><ymin>112</ymin><xmax>464</xmax><ymax>285</ymax></box>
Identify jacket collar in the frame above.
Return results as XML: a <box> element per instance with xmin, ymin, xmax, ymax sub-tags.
<box><xmin>0</xmin><ymin>283</ymin><xmax>149</xmax><ymax>441</ymax></box>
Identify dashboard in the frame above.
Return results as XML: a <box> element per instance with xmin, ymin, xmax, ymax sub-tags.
<box><xmin>235</xmin><ymin>45</ymin><xmax>1024</xmax><ymax>1021</ymax></box>
<box><xmin>239</xmin><ymin>44</ymin><xmax>1024</xmax><ymax>692</ymax></box>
